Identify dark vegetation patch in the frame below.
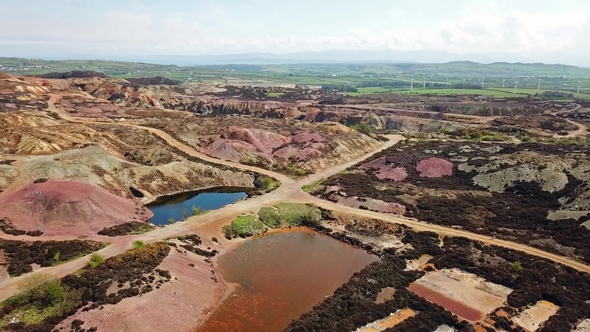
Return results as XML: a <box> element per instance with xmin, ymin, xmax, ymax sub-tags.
<box><xmin>320</xmin><ymin>140</ymin><xmax>590</xmax><ymax>264</ymax></box>
<box><xmin>2</xmin><ymin>243</ymin><xmax>171</xmax><ymax>332</ymax></box>
<box><xmin>37</xmin><ymin>71</ymin><xmax>108</xmax><ymax>79</ymax></box>
<box><xmin>283</xmin><ymin>253</ymin><xmax>470</xmax><ymax>332</ymax></box>
<box><xmin>0</xmin><ymin>239</ymin><xmax>103</xmax><ymax>276</ymax></box>
<box><xmin>97</xmin><ymin>222</ymin><xmax>155</xmax><ymax>237</ymax></box>
<box><xmin>0</xmin><ymin>218</ymin><xmax>43</xmax><ymax>237</ymax></box>
<box><xmin>286</xmin><ymin>224</ymin><xmax>590</xmax><ymax>332</ymax></box>
<box><xmin>125</xmin><ymin>77</ymin><xmax>179</xmax><ymax>85</ymax></box>
<box><xmin>175</xmin><ymin>234</ymin><xmax>218</xmax><ymax>258</ymax></box>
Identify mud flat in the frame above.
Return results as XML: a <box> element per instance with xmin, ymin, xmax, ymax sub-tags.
<box><xmin>409</xmin><ymin>269</ymin><xmax>512</xmax><ymax>322</ymax></box>
<box><xmin>513</xmin><ymin>300</ymin><xmax>560</xmax><ymax>331</ymax></box>
<box><xmin>196</xmin><ymin>230</ymin><xmax>378</xmax><ymax>332</ymax></box>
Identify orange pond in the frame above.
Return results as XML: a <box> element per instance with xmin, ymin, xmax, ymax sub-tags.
<box><xmin>197</xmin><ymin>230</ymin><xmax>378</xmax><ymax>332</ymax></box>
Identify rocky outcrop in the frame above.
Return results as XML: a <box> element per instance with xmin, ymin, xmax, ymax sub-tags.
<box><xmin>189</xmin><ymin>98</ymin><xmax>303</xmax><ymax>118</ymax></box>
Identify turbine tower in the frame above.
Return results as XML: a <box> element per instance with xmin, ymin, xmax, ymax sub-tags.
<box><xmin>463</xmin><ymin>78</ymin><xmax>466</xmax><ymax>87</ymax></box>
<box><xmin>502</xmin><ymin>79</ymin><xmax>505</xmax><ymax>88</ymax></box>
<box><xmin>514</xmin><ymin>81</ymin><xmax>518</xmax><ymax>94</ymax></box>
<box><xmin>482</xmin><ymin>77</ymin><xmax>485</xmax><ymax>89</ymax></box>
<box><xmin>410</xmin><ymin>79</ymin><xmax>414</xmax><ymax>91</ymax></box>
<box><xmin>538</xmin><ymin>79</ymin><xmax>541</xmax><ymax>90</ymax></box>
<box><xmin>423</xmin><ymin>77</ymin><xmax>426</xmax><ymax>89</ymax></box>
<box><xmin>578</xmin><ymin>81</ymin><xmax>581</xmax><ymax>94</ymax></box>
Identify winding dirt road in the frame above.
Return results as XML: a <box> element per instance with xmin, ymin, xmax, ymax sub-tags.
<box><xmin>1</xmin><ymin>94</ymin><xmax>590</xmax><ymax>301</ymax></box>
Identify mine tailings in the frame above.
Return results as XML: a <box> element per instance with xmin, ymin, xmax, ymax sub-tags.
<box><xmin>197</xmin><ymin>229</ymin><xmax>378</xmax><ymax>332</ymax></box>
<box><xmin>146</xmin><ymin>187</ymin><xmax>249</xmax><ymax>225</ymax></box>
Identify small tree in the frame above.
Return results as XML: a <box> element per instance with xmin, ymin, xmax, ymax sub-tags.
<box><xmin>168</xmin><ymin>217</ymin><xmax>175</xmax><ymax>224</ymax></box>
<box><xmin>512</xmin><ymin>261</ymin><xmax>523</xmax><ymax>273</ymax></box>
<box><xmin>192</xmin><ymin>205</ymin><xmax>203</xmax><ymax>216</ymax></box>
<box><xmin>183</xmin><ymin>209</ymin><xmax>189</xmax><ymax>220</ymax></box>
<box><xmin>88</xmin><ymin>253</ymin><xmax>105</xmax><ymax>268</ymax></box>
<box><xmin>132</xmin><ymin>240</ymin><xmax>145</xmax><ymax>249</ymax></box>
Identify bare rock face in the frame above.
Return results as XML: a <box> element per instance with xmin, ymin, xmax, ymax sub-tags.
<box><xmin>0</xmin><ymin>72</ymin><xmax>9</xmax><ymax>79</ymax></box>
<box><xmin>0</xmin><ymin>180</ymin><xmax>152</xmax><ymax>236</ymax></box>
<box><xmin>189</xmin><ymin>99</ymin><xmax>301</xmax><ymax>118</ymax></box>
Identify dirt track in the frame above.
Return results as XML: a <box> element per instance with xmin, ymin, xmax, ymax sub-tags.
<box><xmin>1</xmin><ymin>94</ymin><xmax>590</xmax><ymax>301</ymax></box>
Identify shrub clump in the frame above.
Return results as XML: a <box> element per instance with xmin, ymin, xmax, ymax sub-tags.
<box><xmin>275</xmin><ymin>203</ymin><xmax>322</xmax><ymax>226</ymax></box>
<box><xmin>98</xmin><ymin>222</ymin><xmax>155</xmax><ymax>237</ymax></box>
<box><xmin>258</xmin><ymin>207</ymin><xmax>282</xmax><ymax>228</ymax></box>
<box><xmin>223</xmin><ymin>215</ymin><xmax>266</xmax><ymax>239</ymax></box>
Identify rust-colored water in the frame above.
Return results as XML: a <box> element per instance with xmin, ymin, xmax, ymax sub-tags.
<box><xmin>408</xmin><ymin>283</ymin><xmax>483</xmax><ymax>322</ymax></box>
<box><xmin>197</xmin><ymin>231</ymin><xmax>378</xmax><ymax>332</ymax></box>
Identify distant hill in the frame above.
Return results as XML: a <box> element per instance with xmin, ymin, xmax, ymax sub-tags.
<box><xmin>38</xmin><ymin>70</ymin><xmax>109</xmax><ymax>79</ymax></box>
<box><xmin>2</xmin><ymin>56</ymin><xmax>590</xmax><ymax>81</ymax></box>
<box><xmin>126</xmin><ymin>76</ymin><xmax>179</xmax><ymax>85</ymax></box>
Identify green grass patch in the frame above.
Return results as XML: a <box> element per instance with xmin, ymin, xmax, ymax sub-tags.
<box><xmin>256</xmin><ymin>176</ymin><xmax>281</xmax><ymax>192</ymax></box>
<box><xmin>275</xmin><ymin>203</ymin><xmax>322</xmax><ymax>226</ymax></box>
<box><xmin>223</xmin><ymin>215</ymin><xmax>266</xmax><ymax>239</ymax></box>
<box><xmin>302</xmin><ymin>178</ymin><xmax>325</xmax><ymax>194</ymax></box>
<box><xmin>132</xmin><ymin>240</ymin><xmax>145</xmax><ymax>249</ymax></box>
<box><xmin>88</xmin><ymin>253</ymin><xmax>105</xmax><ymax>268</ymax></box>
<box><xmin>1</xmin><ymin>274</ymin><xmax>81</xmax><ymax>328</ymax></box>
<box><xmin>258</xmin><ymin>207</ymin><xmax>282</xmax><ymax>228</ymax></box>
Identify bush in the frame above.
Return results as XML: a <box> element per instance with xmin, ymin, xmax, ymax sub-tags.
<box><xmin>302</xmin><ymin>178</ymin><xmax>325</xmax><ymax>193</ymax></box>
<box><xmin>275</xmin><ymin>203</ymin><xmax>322</xmax><ymax>226</ymax></box>
<box><xmin>258</xmin><ymin>207</ymin><xmax>282</xmax><ymax>228</ymax></box>
<box><xmin>88</xmin><ymin>253</ymin><xmax>105</xmax><ymax>268</ymax></box>
<box><xmin>223</xmin><ymin>215</ymin><xmax>266</xmax><ymax>239</ymax></box>
<box><xmin>192</xmin><ymin>205</ymin><xmax>206</xmax><ymax>216</ymax></box>
<box><xmin>132</xmin><ymin>240</ymin><xmax>145</xmax><ymax>249</ymax></box>
<box><xmin>167</xmin><ymin>217</ymin><xmax>175</xmax><ymax>224</ymax></box>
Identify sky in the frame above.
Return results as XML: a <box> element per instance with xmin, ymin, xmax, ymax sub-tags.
<box><xmin>0</xmin><ymin>0</ymin><xmax>589</xmax><ymax>65</ymax></box>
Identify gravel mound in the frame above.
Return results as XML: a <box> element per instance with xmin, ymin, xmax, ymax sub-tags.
<box><xmin>0</xmin><ymin>180</ymin><xmax>151</xmax><ymax>236</ymax></box>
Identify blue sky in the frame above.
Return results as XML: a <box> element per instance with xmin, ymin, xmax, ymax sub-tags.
<box><xmin>0</xmin><ymin>0</ymin><xmax>589</xmax><ymax>64</ymax></box>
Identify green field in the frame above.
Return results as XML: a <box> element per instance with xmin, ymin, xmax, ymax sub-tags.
<box><xmin>348</xmin><ymin>88</ymin><xmax>524</xmax><ymax>98</ymax></box>
<box><xmin>1</xmin><ymin>57</ymin><xmax>589</xmax><ymax>96</ymax></box>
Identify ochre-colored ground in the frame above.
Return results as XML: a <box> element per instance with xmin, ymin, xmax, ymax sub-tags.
<box><xmin>513</xmin><ymin>300</ymin><xmax>559</xmax><ymax>331</ymax></box>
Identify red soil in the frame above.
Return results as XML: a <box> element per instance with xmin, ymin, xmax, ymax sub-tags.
<box><xmin>205</xmin><ymin>139</ymin><xmax>260</xmax><ymax>162</ymax></box>
<box><xmin>408</xmin><ymin>283</ymin><xmax>483</xmax><ymax>322</ymax></box>
<box><xmin>227</xmin><ymin>126</ymin><xmax>291</xmax><ymax>154</ymax></box>
<box><xmin>0</xmin><ymin>180</ymin><xmax>152</xmax><ymax>236</ymax></box>
<box><xmin>376</xmin><ymin>167</ymin><xmax>408</xmax><ymax>181</ymax></box>
<box><xmin>416</xmin><ymin>158</ymin><xmax>454</xmax><ymax>178</ymax></box>
<box><xmin>0</xmin><ymin>72</ymin><xmax>9</xmax><ymax>79</ymax></box>
<box><xmin>360</xmin><ymin>157</ymin><xmax>408</xmax><ymax>181</ymax></box>
<box><xmin>292</xmin><ymin>130</ymin><xmax>326</xmax><ymax>144</ymax></box>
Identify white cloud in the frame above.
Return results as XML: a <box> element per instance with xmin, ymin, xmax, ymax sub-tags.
<box><xmin>0</xmin><ymin>1</ymin><xmax>589</xmax><ymax>64</ymax></box>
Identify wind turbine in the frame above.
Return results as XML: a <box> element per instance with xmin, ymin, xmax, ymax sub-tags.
<box><xmin>423</xmin><ymin>77</ymin><xmax>426</xmax><ymax>89</ymax></box>
<box><xmin>482</xmin><ymin>77</ymin><xmax>485</xmax><ymax>89</ymax></box>
<box><xmin>463</xmin><ymin>78</ymin><xmax>466</xmax><ymax>87</ymax></box>
<box><xmin>578</xmin><ymin>81</ymin><xmax>581</xmax><ymax>94</ymax></box>
<box><xmin>514</xmin><ymin>81</ymin><xmax>518</xmax><ymax>94</ymax></box>
<box><xmin>538</xmin><ymin>79</ymin><xmax>541</xmax><ymax>90</ymax></box>
<box><xmin>502</xmin><ymin>79</ymin><xmax>505</xmax><ymax>88</ymax></box>
<box><xmin>410</xmin><ymin>79</ymin><xmax>414</xmax><ymax>91</ymax></box>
